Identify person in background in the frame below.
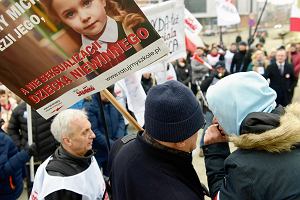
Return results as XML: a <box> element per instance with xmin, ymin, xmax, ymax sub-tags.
<box><xmin>7</xmin><ymin>102</ymin><xmax>58</xmax><ymax>196</ymax></box>
<box><xmin>30</xmin><ymin>109</ymin><xmax>107</xmax><ymax>200</ymax></box>
<box><xmin>198</xmin><ymin>61</ymin><xmax>229</xmax><ymax>157</ymax></box>
<box><xmin>0</xmin><ymin>105</ymin><xmax>37</xmax><ymax>200</ymax></box>
<box><xmin>203</xmin><ymin>72</ymin><xmax>300</xmax><ymax>200</ymax></box>
<box><xmin>174</xmin><ymin>57</ymin><xmax>191</xmax><ymax>87</ymax></box>
<box><xmin>0</xmin><ymin>89</ymin><xmax>17</xmax><ymax>131</ymax></box>
<box><xmin>84</xmin><ymin>85</ymin><xmax>126</xmax><ymax>176</ymax></box>
<box><xmin>289</xmin><ymin>43</ymin><xmax>300</xmax><ymax>82</ymax></box>
<box><xmin>141</xmin><ymin>73</ymin><xmax>155</xmax><ymax>94</ymax></box>
<box><xmin>224</xmin><ymin>43</ymin><xmax>237</xmax><ymax>73</ymax></box>
<box><xmin>230</xmin><ymin>41</ymin><xmax>248</xmax><ymax>73</ymax></box>
<box><xmin>247</xmin><ymin>50</ymin><xmax>269</xmax><ymax>75</ymax></box>
<box><xmin>264</xmin><ymin>49</ymin><xmax>296</xmax><ymax>106</ymax></box>
<box><xmin>111</xmin><ymin>81</ymin><xmax>207</xmax><ymax>200</ymax></box>
<box><xmin>191</xmin><ymin>47</ymin><xmax>210</xmax><ymax>95</ymax></box>
<box><xmin>207</xmin><ymin>47</ymin><xmax>220</xmax><ymax>66</ymax></box>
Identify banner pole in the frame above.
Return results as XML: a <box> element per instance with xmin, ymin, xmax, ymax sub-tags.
<box><xmin>102</xmin><ymin>89</ymin><xmax>144</xmax><ymax>132</ymax></box>
<box><xmin>26</xmin><ymin>104</ymin><xmax>35</xmax><ymax>182</ymax></box>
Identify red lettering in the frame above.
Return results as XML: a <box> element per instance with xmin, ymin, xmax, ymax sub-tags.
<box><xmin>118</xmin><ymin>38</ymin><xmax>132</xmax><ymax>51</ymax></box>
<box><xmin>137</xmin><ymin>28</ymin><xmax>149</xmax><ymax>39</ymax></box>
<box><xmin>127</xmin><ymin>33</ymin><xmax>141</xmax><ymax>45</ymax></box>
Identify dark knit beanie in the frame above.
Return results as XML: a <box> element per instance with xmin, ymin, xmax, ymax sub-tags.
<box><xmin>145</xmin><ymin>80</ymin><xmax>205</xmax><ymax>142</ymax></box>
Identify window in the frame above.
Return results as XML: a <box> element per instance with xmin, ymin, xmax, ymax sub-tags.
<box><xmin>184</xmin><ymin>0</ymin><xmax>207</xmax><ymax>13</ymax></box>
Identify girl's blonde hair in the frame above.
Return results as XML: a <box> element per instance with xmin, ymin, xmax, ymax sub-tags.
<box><xmin>40</xmin><ymin>0</ymin><xmax>145</xmax><ymax>30</ymax></box>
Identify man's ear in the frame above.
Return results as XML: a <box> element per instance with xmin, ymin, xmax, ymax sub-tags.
<box><xmin>62</xmin><ymin>137</ymin><xmax>72</xmax><ymax>147</ymax></box>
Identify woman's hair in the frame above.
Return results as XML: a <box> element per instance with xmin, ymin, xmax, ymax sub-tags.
<box><xmin>40</xmin><ymin>0</ymin><xmax>145</xmax><ymax>29</ymax></box>
<box><xmin>251</xmin><ymin>50</ymin><xmax>269</xmax><ymax>69</ymax></box>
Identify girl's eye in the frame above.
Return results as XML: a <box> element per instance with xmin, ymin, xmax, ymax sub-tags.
<box><xmin>65</xmin><ymin>11</ymin><xmax>74</xmax><ymax>18</ymax></box>
<box><xmin>83</xmin><ymin>0</ymin><xmax>92</xmax><ymax>7</ymax></box>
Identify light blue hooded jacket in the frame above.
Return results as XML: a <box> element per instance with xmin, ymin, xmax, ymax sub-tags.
<box><xmin>206</xmin><ymin>71</ymin><xmax>277</xmax><ymax>135</ymax></box>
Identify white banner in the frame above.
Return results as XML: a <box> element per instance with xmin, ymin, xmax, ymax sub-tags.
<box><xmin>216</xmin><ymin>0</ymin><xmax>241</xmax><ymax>26</ymax></box>
<box><xmin>142</xmin><ymin>0</ymin><xmax>186</xmax><ymax>62</ymax></box>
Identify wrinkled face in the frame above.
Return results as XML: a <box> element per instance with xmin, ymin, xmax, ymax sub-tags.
<box><xmin>67</xmin><ymin>118</ymin><xmax>95</xmax><ymax>156</ymax></box>
<box><xmin>276</xmin><ymin>50</ymin><xmax>287</xmax><ymax>64</ymax></box>
<box><xmin>52</xmin><ymin>0</ymin><xmax>107</xmax><ymax>40</ymax></box>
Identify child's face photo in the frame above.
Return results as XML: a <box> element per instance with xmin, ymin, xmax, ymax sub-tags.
<box><xmin>53</xmin><ymin>0</ymin><xmax>107</xmax><ymax>40</ymax></box>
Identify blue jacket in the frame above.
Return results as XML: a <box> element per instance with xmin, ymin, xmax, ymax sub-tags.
<box><xmin>84</xmin><ymin>94</ymin><xmax>126</xmax><ymax>169</ymax></box>
<box><xmin>0</xmin><ymin>130</ymin><xmax>30</xmax><ymax>200</ymax></box>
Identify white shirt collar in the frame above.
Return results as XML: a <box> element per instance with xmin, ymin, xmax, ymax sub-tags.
<box><xmin>81</xmin><ymin>16</ymin><xmax>118</xmax><ymax>47</ymax></box>
<box><xmin>276</xmin><ymin>62</ymin><xmax>284</xmax><ymax>67</ymax></box>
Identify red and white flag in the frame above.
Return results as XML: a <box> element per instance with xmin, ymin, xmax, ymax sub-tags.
<box><xmin>192</xmin><ymin>54</ymin><xmax>212</xmax><ymax>70</ymax></box>
<box><xmin>290</xmin><ymin>0</ymin><xmax>300</xmax><ymax>32</ymax></box>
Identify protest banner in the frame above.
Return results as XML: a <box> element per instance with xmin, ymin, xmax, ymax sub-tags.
<box><xmin>184</xmin><ymin>8</ymin><xmax>204</xmax><ymax>53</ymax></box>
<box><xmin>216</xmin><ymin>0</ymin><xmax>241</xmax><ymax>26</ymax></box>
<box><xmin>142</xmin><ymin>0</ymin><xmax>186</xmax><ymax>63</ymax></box>
<box><xmin>0</xmin><ymin>0</ymin><xmax>168</xmax><ymax>119</ymax></box>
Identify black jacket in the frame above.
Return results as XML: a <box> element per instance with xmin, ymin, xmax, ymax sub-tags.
<box><xmin>111</xmin><ymin>133</ymin><xmax>205</xmax><ymax>200</ymax></box>
<box><xmin>230</xmin><ymin>51</ymin><xmax>248</xmax><ymax>73</ymax></box>
<box><xmin>264</xmin><ymin>62</ymin><xmax>296</xmax><ymax>106</ymax></box>
<box><xmin>44</xmin><ymin>146</ymin><xmax>93</xmax><ymax>200</ymax></box>
<box><xmin>174</xmin><ymin>61</ymin><xmax>191</xmax><ymax>86</ymax></box>
<box><xmin>204</xmin><ymin>104</ymin><xmax>300</xmax><ymax>200</ymax></box>
<box><xmin>7</xmin><ymin>102</ymin><xmax>58</xmax><ymax>162</ymax></box>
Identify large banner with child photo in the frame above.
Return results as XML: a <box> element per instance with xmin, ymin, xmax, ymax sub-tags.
<box><xmin>0</xmin><ymin>0</ymin><xmax>168</xmax><ymax>119</ymax></box>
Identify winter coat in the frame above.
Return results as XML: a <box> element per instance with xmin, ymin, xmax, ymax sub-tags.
<box><xmin>264</xmin><ymin>62</ymin><xmax>296</xmax><ymax>106</ymax></box>
<box><xmin>174</xmin><ymin>61</ymin><xmax>191</xmax><ymax>86</ymax></box>
<box><xmin>111</xmin><ymin>133</ymin><xmax>206</xmax><ymax>200</ymax></box>
<box><xmin>204</xmin><ymin>103</ymin><xmax>300</xmax><ymax>200</ymax></box>
<box><xmin>291</xmin><ymin>52</ymin><xmax>300</xmax><ymax>78</ymax></box>
<box><xmin>191</xmin><ymin>57</ymin><xmax>210</xmax><ymax>84</ymax></box>
<box><xmin>43</xmin><ymin>146</ymin><xmax>97</xmax><ymax>200</ymax></box>
<box><xmin>230</xmin><ymin>51</ymin><xmax>248</xmax><ymax>73</ymax></box>
<box><xmin>0</xmin><ymin>130</ymin><xmax>30</xmax><ymax>200</ymax></box>
<box><xmin>84</xmin><ymin>93</ymin><xmax>126</xmax><ymax>171</ymax></box>
<box><xmin>7</xmin><ymin>102</ymin><xmax>58</xmax><ymax>162</ymax></box>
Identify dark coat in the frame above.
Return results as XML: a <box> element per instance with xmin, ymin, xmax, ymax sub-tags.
<box><xmin>0</xmin><ymin>130</ymin><xmax>30</xmax><ymax>200</ymax></box>
<box><xmin>230</xmin><ymin>51</ymin><xmax>248</xmax><ymax>73</ymax></box>
<box><xmin>84</xmin><ymin>94</ymin><xmax>126</xmax><ymax>172</ymax></box>
<box><xmin>7</xmin><ymin>102</ymin><xmax>58</xmax><ymax>162</ymax></box>
<box><xmin>174</xmin><ymin>61</ymin><xmax>191</xmax><ymax>86</ymax></box>
<box><xmin>111</xmin><ymin>133</ymin><xmax>205</xmax><ymax>200</ymax></box>
<box><xmin>264</xmin><ymin>62</ymin><xmax>296</xmax><ymax>106</ymax></box>
<box><xmin>204</xmin><ymin>104</ymin><xmax>300</xmax><ymax>200</ymax></box>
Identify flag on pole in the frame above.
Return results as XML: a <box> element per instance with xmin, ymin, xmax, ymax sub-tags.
<box><xmin>290</xmin><ymin>0</ymin><xmax>300</xmax><ymax>32</ymax></box>
<box><xmin>216</xmin><ymin>0</ymin><xmax>240</xmax><ymax>26</ymax></box>
<box><xmin>192</xmin><ymin>54</ymin><xmax>213</xmax><ymax>70</ymax></box>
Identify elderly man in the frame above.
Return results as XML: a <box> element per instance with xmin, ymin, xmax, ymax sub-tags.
<box><xmin>111</xmin><ymin>80</ymin><xmax>207</xmax><ymax>200</ymax></box>
<box><xmin>30</xmin><ymin>109</ymin><xmax>107</xmax><ymax>200</ymax></box>
<box><xmin>204</xmin><ymin>72</ymin><xmax>300</xmax><ymax>200</ymax></box>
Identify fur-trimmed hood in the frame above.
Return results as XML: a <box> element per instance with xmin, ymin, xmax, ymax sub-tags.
<box><xmin>229</xmin><ymin>103</ymin><xmax>300</xmax><ymax>152</ymax></box>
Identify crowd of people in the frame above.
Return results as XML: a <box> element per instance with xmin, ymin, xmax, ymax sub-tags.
<box><xmin>1</xmin><ymin>39</ymin><xmax>300</xmax><ymax>200</ymax></box>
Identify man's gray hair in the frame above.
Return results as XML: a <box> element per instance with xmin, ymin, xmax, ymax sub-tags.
<box><xmin>51</xmin><ymin>109</ymin><xmax>88</xmax><ymax>143</ymax></box>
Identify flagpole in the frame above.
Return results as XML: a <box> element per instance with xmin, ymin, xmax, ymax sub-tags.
<box><xmin>219</xmin><ymin>26</ymin><xmax>223</xmax><ymax>46</ymax></box>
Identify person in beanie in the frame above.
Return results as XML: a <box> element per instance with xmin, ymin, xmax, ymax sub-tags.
<box><xmin>111</xmin><ymin>80</ymin><xmax>207</xmax><ymax>200</ymax></box>
<box><xmin>203</xmin><ymin>72</ymin><xmax>300</xmax><ymax>200</ymax></box>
